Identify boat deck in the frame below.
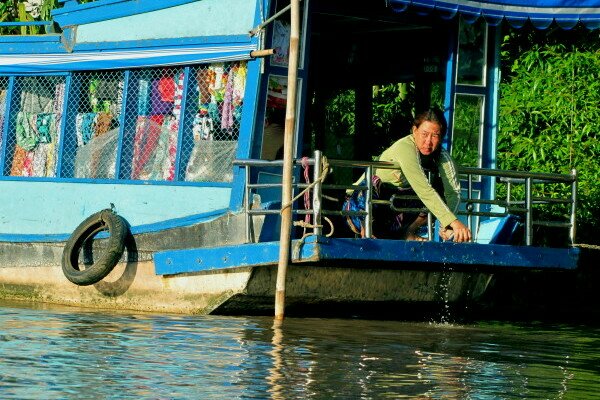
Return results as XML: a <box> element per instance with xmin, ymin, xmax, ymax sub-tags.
<box><xmin>154</xmin><ymin>235</ymin><xmax>580</xmax><ymax>275</ymax></box>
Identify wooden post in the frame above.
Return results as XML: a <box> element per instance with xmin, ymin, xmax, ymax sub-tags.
<box><xmin>274</xmin><ymin>0</ymin><xmax>300</xmax><ymax>322</ymax></box>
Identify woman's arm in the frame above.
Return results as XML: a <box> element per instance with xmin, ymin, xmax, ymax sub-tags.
<box><xmin>396</xmin><ymin>138</ymin><xmax>457</xmax><ymax>228</ymax></box>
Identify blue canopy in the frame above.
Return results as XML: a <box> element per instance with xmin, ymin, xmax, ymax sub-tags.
<box><xmin>389</xmin><ymin>0</ymin><xmax>600</xmax><ymax>29</ymax></box>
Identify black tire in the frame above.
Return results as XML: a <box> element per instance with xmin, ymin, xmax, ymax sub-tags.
<box><xmin>62</xmin><ymin>209</ymin><xmax>128</xmax><ymax>286</ymax></box>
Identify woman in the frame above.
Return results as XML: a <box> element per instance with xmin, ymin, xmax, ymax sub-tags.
<box><xmin>344</xmin><ymin>108</ymin><xmax>472</xmax><ymax>243</ymax></box>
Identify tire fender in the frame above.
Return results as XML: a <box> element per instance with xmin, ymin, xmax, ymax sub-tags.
<box><xmin>62</xmin><ymin>209</ymin><xmax>128</xmax><ymax>286</ymax></box>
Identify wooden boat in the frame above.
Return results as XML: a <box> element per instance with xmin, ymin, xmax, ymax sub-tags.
<box><xmin>0</xmin><ymin>0</ymin><xmax>595</xmax><ymax>317</ymax></box>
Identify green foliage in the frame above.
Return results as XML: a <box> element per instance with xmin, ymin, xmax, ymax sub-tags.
<box><xmin>0</xmin><ymin>0</ymin><xmax>99</xmax><ymax>35</ymax></box>
<box><xmin>498</xmin><ymin>25</ymin><xmax>600</xmax><ymax>244</ymax></box>
<box><xmin>324</xmin><ymin>89</ymin><xmax>356</xmax><ymax>137</ymax></box>
<box><xmin>370</xmin><ymin>83</ymin><xmax>415</xmax><ymax>156</ymax></box>
<box><xmin>0</xmin><ymin>0</ymin><xmax>56</xmax><ymax>34</ymax></box>
<box><xmin>452</xmin><ymin>95</ymin><xmax>482</xmax><ymax>167</ymax></box>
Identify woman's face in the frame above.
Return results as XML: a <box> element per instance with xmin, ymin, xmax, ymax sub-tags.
<box><xmin>412</xmin><ymin>120</ymin><xmax>442</xmax><ymax>156</ymax></box>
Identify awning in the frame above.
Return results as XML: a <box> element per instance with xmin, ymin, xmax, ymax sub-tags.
<box><xmin>388</xmin><ymin>0</ymin><xmax>600</xmax><ymax>29</ymax></box>
<box><xmin>0</xmin><ymin>43</ymin><xmax>257</xmax><ymax>74</ymax></box>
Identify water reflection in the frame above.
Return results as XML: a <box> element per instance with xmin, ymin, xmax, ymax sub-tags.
<box><xmin>1</xmin><ymin>300</ymin><xmax>599</xmax><ymax>399</ymax></box>
<box><xmin>268</xmin><ymin>323</ymin><xmax>285</xmax><ymax>399</ymax></box>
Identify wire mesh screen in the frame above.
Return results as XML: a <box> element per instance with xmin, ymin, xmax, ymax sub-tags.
<box><xmin>0</xmin><ymin>77</ymin><xmax>8</xmax><ymax>151</ymax></box>
<box><xmin>179</xmin><ymin>62</ymin><xmax>247</xmax><ymax>183</ymax></box>
<box><xmin>0</xmin><ymin>60</ymin><xmax>248</xmax><ymax>183</ymax></box>
<box><xmin>3</xmin><ymin>76</ymin><xmax>66</xmax><ymax>178</ymax></box>
<box><xmin>119</xmin><ymin>67</ymin><xmax>184</xmax><ymax>181</ymax></box>
<box><xmin>61</xmin><ymin>71</ymin><xmax>124</xmax><ymax>179</ymax></box>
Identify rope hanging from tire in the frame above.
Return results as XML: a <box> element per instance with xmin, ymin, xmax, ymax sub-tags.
<box><xmin>62</xmin><ymin>209</ymin><xmax>128</xmax><ymax>286</ymax></box>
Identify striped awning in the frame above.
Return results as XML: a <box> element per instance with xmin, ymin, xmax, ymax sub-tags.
<box><xmin>0</xmin><ymin>43</ymin><xmax>257</xmax><ymax>74</ymax></box>
<box><xmin>388</xmin><ymin>0</ymin><xmax>600</xmax><ymax>29</ymax></box>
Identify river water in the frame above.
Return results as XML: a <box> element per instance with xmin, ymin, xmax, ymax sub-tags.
<box><xmin>1</xmin><ymin>300</ymin><xmax>599</xmax><ymax>399</ymax></box>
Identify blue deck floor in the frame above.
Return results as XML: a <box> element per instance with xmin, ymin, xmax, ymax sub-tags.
<box><xmin>154</xmin><ymin>236</ymin><xmax>580</xmax><ymax>275</ymax></box>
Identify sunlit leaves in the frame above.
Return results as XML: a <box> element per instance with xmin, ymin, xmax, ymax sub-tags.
<box><xmin>498</xmin><ymin>25</ymin><xmax>600</xmax><ymax>243</ymax></box>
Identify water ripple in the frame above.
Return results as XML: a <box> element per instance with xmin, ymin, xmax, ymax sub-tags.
<box><xmin>1</xmin><ymin>300</ymin><xmax>599</xmax><ymax>399</ymax></box>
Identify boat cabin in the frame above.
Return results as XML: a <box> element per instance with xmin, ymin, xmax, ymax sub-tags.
<box><xmin>0</xmin><ymin>0</ymin><xmax>593</xmax><ymax>268</ymax></box>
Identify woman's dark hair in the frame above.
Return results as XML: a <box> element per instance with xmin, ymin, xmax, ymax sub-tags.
<box><xmin>412</xmin><ymin>107</ymin><xmax>447</xmax><ymax>137</ymax></box>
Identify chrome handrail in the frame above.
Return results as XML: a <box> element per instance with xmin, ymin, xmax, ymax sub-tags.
<box><xmin>234</xmin><ymin>152</ymin><xmax>577</xmax><ymax>246</ymax></box>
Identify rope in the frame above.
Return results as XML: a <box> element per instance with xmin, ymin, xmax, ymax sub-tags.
<box><xmin>292</xmin><ymin>217</ymin><xmax>335</xmax><ymax>259</ymax></box>
<box><xmin>572</xmin><ymin>243</ymin><xmax>600</xmax><ymax>250</ymax></box>
<box><xmin>280</xmin><ymin>155</ymin><xmax>330</xmax><ymax>211</ymax></box>
<box><xmin>280</xmin><ymin>155</ymin><xmax>332</xmax><ymax>260</ymax></box>
<box><xmin>302</xmin><ymin>156</ymin><xmax>311</xmax><ymax>229</ymax></box>
<box><xmin>293</xmin><ymin>216</ymin><xmax>334</xmax><ymax>237</ymax></box>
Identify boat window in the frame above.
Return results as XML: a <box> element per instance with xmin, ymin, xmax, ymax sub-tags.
<box><xmin>261</xmin><ymin>75</ymin><xmax>287</xmax><ymax>161</ymax></box>
<box><xmin>61</xmin><ymin>70</ymin><xmax>124</xmax><ymax>179</ymax></box>
<box><xmin>457</xmin><ymin>18</ymin><xmax>486</xmax><ymax>86</ymax></box>
<box><xmin>452</xmin><ymin>93</ymin><xmax>484</xmax><ymax>226</ymax></box>
<box><xmin>4</xmin><ymin>76</ymin><xmax>66</xmax><ymax>178</ymax></box>
<box><xmin>180</xmin><ymin>64</ymin><xmax>245</xmax><ymax>183</ymax></box>
<box><xmin>0</xmin><ymin>61</ymin><xmax>248</xmax><ymax>184</ymax></box>
<box><xmin>452</xmin><ymin>93</ymin><xmax>484</xmax><ymax>168</ymax></box>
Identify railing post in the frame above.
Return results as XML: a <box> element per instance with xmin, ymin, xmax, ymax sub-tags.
<box><xmin>365</xmin><ymin>166</ymin><xmax>373</xmax><ymax>238</ymax></box>
<box><xmin>427</xmin><ymin>212</ymin><xmax>434</xmax><ymax>241</ymax></box>
<box><xmin>570</xmin><ymin>169</ymin><xmax>577</xmax><ymax>245</ymax></box>
<box><xmin>525</xmin><ymin>177</ymin><xmax>532</xmax><ymax>246</ymax></box>
<box><xmin>467</xmin><ymin>173</ymin><xmax>473</xmax><ymax>233</ymax></box>
<box><xmin>245</xmin><ymin>166</ymin><xmax>252</xmax><ymax>243</ymax></box>
<box><xmin>312</xmin><ymin>150</ymin><xmax>323</xmax><ymax>236</ymax></box>
<box><xmin>427</xmin><ymin>171</ymin><xmax>434</xmax><ymax>240</ymax></box>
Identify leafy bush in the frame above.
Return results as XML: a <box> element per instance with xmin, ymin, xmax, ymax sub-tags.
<box><xmin>498</xmin><ymin>25</ymin><xmax>600</xmax><ymax>244</ymax></box>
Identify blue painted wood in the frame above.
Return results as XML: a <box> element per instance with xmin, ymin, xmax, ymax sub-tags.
<box><xmin>154</xmin><ymin>236</ymin><xmax>319</xmax><ymax>275</ymax></box>
<box><xmin>443</xmin><ymin>23</ymin><xmax>457</xmax><ymax>151</ymax></box>
<box><xmin>0</xmin><ymin>180</ymin><xmax>232</xmax><ymax>235</ymax></box>
<box><xmin>0</xmin><ymin>35</ymin><xmax>250</xmax><ymax>54</ymax></box>
<box><xmin>0</xmin><ymin>77</ymin><xmax>14</xmax><ymax>171</ymax></box>
<box><xmin>173</xmin><ymin>67</ymin><xmax>191</xmax><ymax>182</ymax></box>
<box><xmin>55</xmin><ymin>74</ymin><xmax>72</xmax><ymax>177</ymax></box>
<box><xmin>0</xmin><ymin>22</ymin><xmax>53</xmax><ymax>27</ymax></box>
<box><xmin>484</xmin><ymin>26</ymin><xmax>501</xmax><ymax>172</ymax></box>
<box><xmin>57</xmin><ymin>0</ymin><xmax>256</xmax><ymax>44</ymax></box>
<box><xmin>228</xmin><ymin>0</ymin><xmax>264</xmax><ymax>210</ymax></box>
<box><xmin>0</xmin><ymin>36</ymin><xmax>62</xmax><ymax>45</ymax></box>
<box><xmin>229</xmin><ymin>59</ymin><xmax>264</xmax><ymax>210</ymax></box>
<box><xmin>0</xmin><ymin>206</ymin><xmax>230</xmax><ymax>243</ymax></box>
<box><xmin>53</xmin><ymin>0</ymin><xmax>199</xmax><ymax>27</ymax></box>
<box><xmin>114</xmin><ymin>70</ymin><xmax>130</xmax><ymax>180</ymax></box>
<box><xmin>315</xmin><ymin>238</ymin><xmax>580</xmax><ymax>270</ymax></box>
<box><xmin>154</xmin><ymin>236</ymin><xmax>580</xmax><ymax>275</ymax></box>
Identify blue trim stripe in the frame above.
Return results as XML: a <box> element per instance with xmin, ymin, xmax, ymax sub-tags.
<box><xmin>0</xmin><ymin>209</ymin><xmax>230</xmax><ymax>243</ymax></box>
<box><xmin>53</xmin><ymin>0</ymin><xmax>198</xmax><ymax>27</ymax></box>
<box><xmin>0</xmin><ymin>44</ymin><xmax>257</xmax><ymax>74</ymax></box>
<box><xmin>390</xmin><ymin>0</ymin><xmax>600</xmax><ymax>29</ymax></box>
<box><xmin>154</xmin><ymin>236</ymin><xmax>580</xmax><ymax>276</ymax></box>
<box><xmin>154</xmin><ymin>236</ymin><xmax>319</xmax><ymax>275</ymax></box>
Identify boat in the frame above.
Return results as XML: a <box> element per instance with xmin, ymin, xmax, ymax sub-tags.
<box><xmin>0</xmin><ymin>0</ymin><xmax>596</xmax><ymax>318</ymax></box>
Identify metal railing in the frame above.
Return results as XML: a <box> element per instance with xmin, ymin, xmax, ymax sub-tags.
<box><xmin>234</xmin><ymin>151</ymin><xmax>577</xmax><ymax>246</ymax></box>
<box><xmin>459</xmin><ymin>166</ymin><xmax>577</xmax><ymax>245</ymax></box>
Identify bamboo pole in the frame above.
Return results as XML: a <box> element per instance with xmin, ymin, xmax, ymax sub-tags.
<box><xmin>274</xmin><ymin>0</ymin><xmax>300</xmax><ymax>322</ymax></box>
<box><xmin>250</xmin><ymin>48</ymin><xmax>275</xmax><ymax>58</ymax></box>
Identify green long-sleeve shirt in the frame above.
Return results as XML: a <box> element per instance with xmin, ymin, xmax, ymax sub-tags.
<box><xmin>355</xmin><ymin>135</ymin><xmax>461</xmax><ymax>228</ymax></box>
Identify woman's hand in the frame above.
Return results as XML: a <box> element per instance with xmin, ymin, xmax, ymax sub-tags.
<box><xmin>441</xmin><ymin>219</ymin><xmax>472</xmax><ymax>243</ymax></box>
